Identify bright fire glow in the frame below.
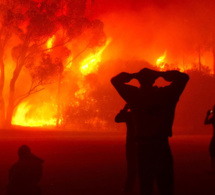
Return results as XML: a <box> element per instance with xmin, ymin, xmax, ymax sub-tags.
<box><xmin>156</xmin><ymin>51</ymin><xmax>167</xmax><ymax>70</ymax></box>
<box><xmin>11</xmin><ymin>38</ymin><xmax>111</xmax><ymax>128</ymax></box>
<box><xmin>46</xmin><ymin>35</ymin><xmax>56</xmax><ymax>50</ymax></box>
<box><xmin>12</xmin><ymin>102</ymin><xmax>58</xmax><ymax>127</ymax></box>
<box><xmin>80</xmin><ymin>39</ymin><xmax>111</xmax><ymax>75</ymax></box>
<box><xmin>178</xmin><ymin>66</ymin><xmax>185</xmax><ymax>72</ymax></box>
<box><xmin>75</xmin><ymin>87</ymin><xmax>87</xmax><ymax>100</ymax></box>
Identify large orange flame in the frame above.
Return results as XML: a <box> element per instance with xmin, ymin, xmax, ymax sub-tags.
<box><xmin>12</xmin><ymin>101</ymin><xmax>58</xmax><ymax>127</ymax></box>
<box><xmin>12</xmin><ymin>38</ymin><xmax>111</xmax><ymax>127</ymax></box>
<box><xmin>80</xmin><ymin>39</ymin><xmax>111</xmax><ymax>75</ymax></box>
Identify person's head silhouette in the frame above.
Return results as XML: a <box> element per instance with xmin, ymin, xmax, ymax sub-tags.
<box><xmin>18</xmin><ymin>145</ymin><xmax>31</xmax><ymax>160</ymax></box>
<box><xmin>134</xmin><ymin>68</ymin><xmax>158</xmax><ymax>87</ymax></box>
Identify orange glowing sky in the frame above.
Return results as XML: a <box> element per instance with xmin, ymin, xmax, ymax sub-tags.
<box><xmin>93</xmin><ymin>0</ymin><xmax>215</xmax><ymax>71</ymax></box>
<box><xmin>4</xmin><ymin>0</ymin><xmax>215</xmax><ymax>134</ymax></box>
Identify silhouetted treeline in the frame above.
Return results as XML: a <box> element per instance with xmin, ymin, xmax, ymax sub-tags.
<box><xmin>62</xmin><ymin>60</ymin><xmax>215</xmax><ymax>135</ymax></box>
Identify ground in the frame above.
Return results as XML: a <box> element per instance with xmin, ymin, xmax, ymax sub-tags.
<box><xmin>0</xmin><ymin>129</ymin><xmax>215</xmax><ymax>195</ymax></box>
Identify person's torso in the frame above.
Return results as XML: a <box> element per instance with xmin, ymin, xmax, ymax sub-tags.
<box><xmin>129</xmin><ymin>86</ymin><xmax>178</xmax><ymax>138</ymax></box>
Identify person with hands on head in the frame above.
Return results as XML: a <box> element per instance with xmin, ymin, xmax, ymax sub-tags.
<box><xmin>115</xmin><ymin>104</ymin><xmax>137</xmax><ymax>193</ymax></box>
<box><xmin>111</xmin><ymin>67</ymin><xmax>189</xmax><ymax>195</ymax></box>
<box><xmin>205</xmin><ymin>105</ymin><xmax>215</xmax><ymax>173</ymax></box>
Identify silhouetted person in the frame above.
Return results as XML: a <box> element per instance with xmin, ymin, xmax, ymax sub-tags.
<box><xmin>204</xmin><ymin>105</ymin><xmax>215</xmax><ymax>173</ymax></box>
<box><xmin>111</xmin><ymin>68</ymin><xmax>189</xmax><ymax>195</ymax></box>
<box><xmin>7</xmin><ymin>145</ymin><xmax>44</xmax><ymax>195</ymax></box>
<box><xmin>115</xmin><ymin>104</ymin><xmax>137</xmax><ymax>193</ymax></box>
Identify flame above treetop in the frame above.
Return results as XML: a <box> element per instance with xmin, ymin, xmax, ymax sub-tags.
<box><xmin>80</xmin><ymin>38</ymin><xmax>111</xmax><ymax>75</ymax></box>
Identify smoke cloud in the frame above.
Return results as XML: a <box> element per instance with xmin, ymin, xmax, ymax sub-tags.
<box><xmin>94</xmin><ymin>0</ymin><xmax>215</xmax><ymax>69</ymax></box>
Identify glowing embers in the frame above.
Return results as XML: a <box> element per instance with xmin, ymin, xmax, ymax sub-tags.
<box><xmin>12</xmin><ymin>101</ymin><xmax>58</xmax><ymax>127</ymax></box>
<box><xmin>80</xmin><ymin>39</ymin><xmax>111</xmax><ymax>75</ymax></box>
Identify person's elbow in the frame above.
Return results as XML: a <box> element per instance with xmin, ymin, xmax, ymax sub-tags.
<box><xmin>111</xmin><ymin>76</ymin><xmax>119</xmax><ymax>88</ymax></box>
<box><xmin>115</xmin><ymin>114</ymin><xmax>123</xmax><ymax>122</ymax></box>
<box><xmin>111</xmin><ymin>77</ymin><xmax>116</xmax><ymax>85</ymax></box>
<box><xmin>115</xmin><ymin>116</ymin><xmax>119</xmax><ymax>122</ymax></box>
<box><xmin>204</xmin><ymin>119</ymin><xmax>210</xmax><ymax>125</ymax></box>
<box><xmin>115</xmin><ymin>119</ymin><xmax>120</xmax><ymax>123</ymax></box>
<box><xmin>115</xmin><ymin>118</ymin><xmax>122</xmax><ymax>123</ymax></box>
<box><xmin>183</xmin><ymin>73</ymin><xmax>189</xmax><ymax>82</ymax></box>
<box><xmin>111</xmin><ymin>76</ymin><xmax>123</xmax><ymax>90</ymax></box>
<box><xmin>180</xmin><ymin>72</ymin><xmax>189</xmax><ymax>84</ymax></box>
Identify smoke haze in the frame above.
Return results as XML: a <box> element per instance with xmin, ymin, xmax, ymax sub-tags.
<box><xmin>94</xmin><ymin>0</ymin><xmax>215</xmax><ymax>69</ymax></box>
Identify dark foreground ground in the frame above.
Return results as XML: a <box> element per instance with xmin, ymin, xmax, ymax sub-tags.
<box><xmin>0</xmin><ymin>129</ymin><xmax>215</xmax><ymax>195</ymax></box>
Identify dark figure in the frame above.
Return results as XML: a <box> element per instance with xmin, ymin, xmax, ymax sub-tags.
<box><xmin>204</xmin><ymin>105</ymin><xmax>215</xmax><ymax>173</ymax></box>
<box><xmin>115</xmin><ymin>104</ymin><xmax>137</xmax><ymax>193</ymax></box>
<box><xmin>7</xmin><ymin>145</ymin><xmax>44</xmax><ymax>195</ymax></box>
<box><xmin>111</xmin><ymin>68</ymin><xmax>189</xmax><ymax>195</ymax></box>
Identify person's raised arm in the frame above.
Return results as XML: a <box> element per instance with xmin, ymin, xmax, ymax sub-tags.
<box><xmin>111</xmin><ymin>72</ymin><xmax>138</xmax><ymax>103</ymax></box>
<box><xmin>115</xmin><ymin>104</ymin><xmax>129</xmax><ymax>123</ymax></box>
<box><xmin>205</xmin><ymin>110</ymin><xmax>213</xmax><ymax>125</ymax></box>
<box><xmin>160</xmin><ymin>70</ymin><xmax>189</xmax><ymax>97</ymax></box>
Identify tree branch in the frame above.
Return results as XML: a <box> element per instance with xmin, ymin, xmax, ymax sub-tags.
<box><xmin>65</xmin><ymin>43</ymin><xmax>90</xmax><ymax>67</ymax></box>
<box><xmin>41</xmin><ymin>37</ymin><xmax>72</xmax><ymax>52</ymax></box>
<box><xmin>14</xmin><ymin>87</ymin><xmax>45</xmax><ymax>109</ymax></box>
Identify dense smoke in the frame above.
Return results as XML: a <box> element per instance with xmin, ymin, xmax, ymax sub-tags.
<box><xmin>91</xmin><ymin>0</ymin><xmax>215</xmax><ymax>135</ymax></box>
<box><xmin>95</xmin><ymin>0</ymin><xmax>215</xmax><ymax>69</ymax></box>
<box><xmin>3</xmin><ymin>0</ymin><xmax>215</xmax><ymax>135</ymax></box>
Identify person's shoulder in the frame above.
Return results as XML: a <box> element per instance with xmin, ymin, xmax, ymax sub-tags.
<box><xmin>10</xmin><ymin>162</ymin><xmax>18</xmax><ymax>170</ymax></box>
<box><xmin>9</xmin><ymin>160</ymin><xmax>25</xmax><ymax>172</ymax></box>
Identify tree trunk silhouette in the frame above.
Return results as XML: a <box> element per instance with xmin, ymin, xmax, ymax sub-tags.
<box><xmin>0</xmin><ymin>31</ymin><xmax>11</xmax><ymax>127</ymax></box>
<box><xmin>0</xmin><ymin>53</ymin><xmax>5</xmax><ymax>127</ymax></box>
<box><xmin>213</xmin><ymin>46</ymin><xmax>215</xmax><ymax>76</ymax></box>
<box><xmin>5</xmin><ymin>44</ymin><xmax>28</xmax><ymax>127</ymax></box>
<box><xmin>6</xmin><ymin>66</ymin><xmax>22</xmax><ymax>126</ymax></box>
<box><xmin>56</xmin><ymin>73</ymin><xmax>62</xmax><ymax>127</ymax></box>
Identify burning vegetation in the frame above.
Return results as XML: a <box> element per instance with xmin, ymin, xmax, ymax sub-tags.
<box><xmin>0</xmin><ymin>0</ymin><xmax>215</xmax><ymax>133</ymax></box>
<box><xmin>0</xmin><ymin>0</ymin><xmax>107</xmax><ymax>128</ymax></box>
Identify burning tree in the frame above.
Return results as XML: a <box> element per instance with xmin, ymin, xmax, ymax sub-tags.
<box><xmin>0</xmin><ymin>0</ymin><xmax>106</xmax><ymax>127</ymax></box>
